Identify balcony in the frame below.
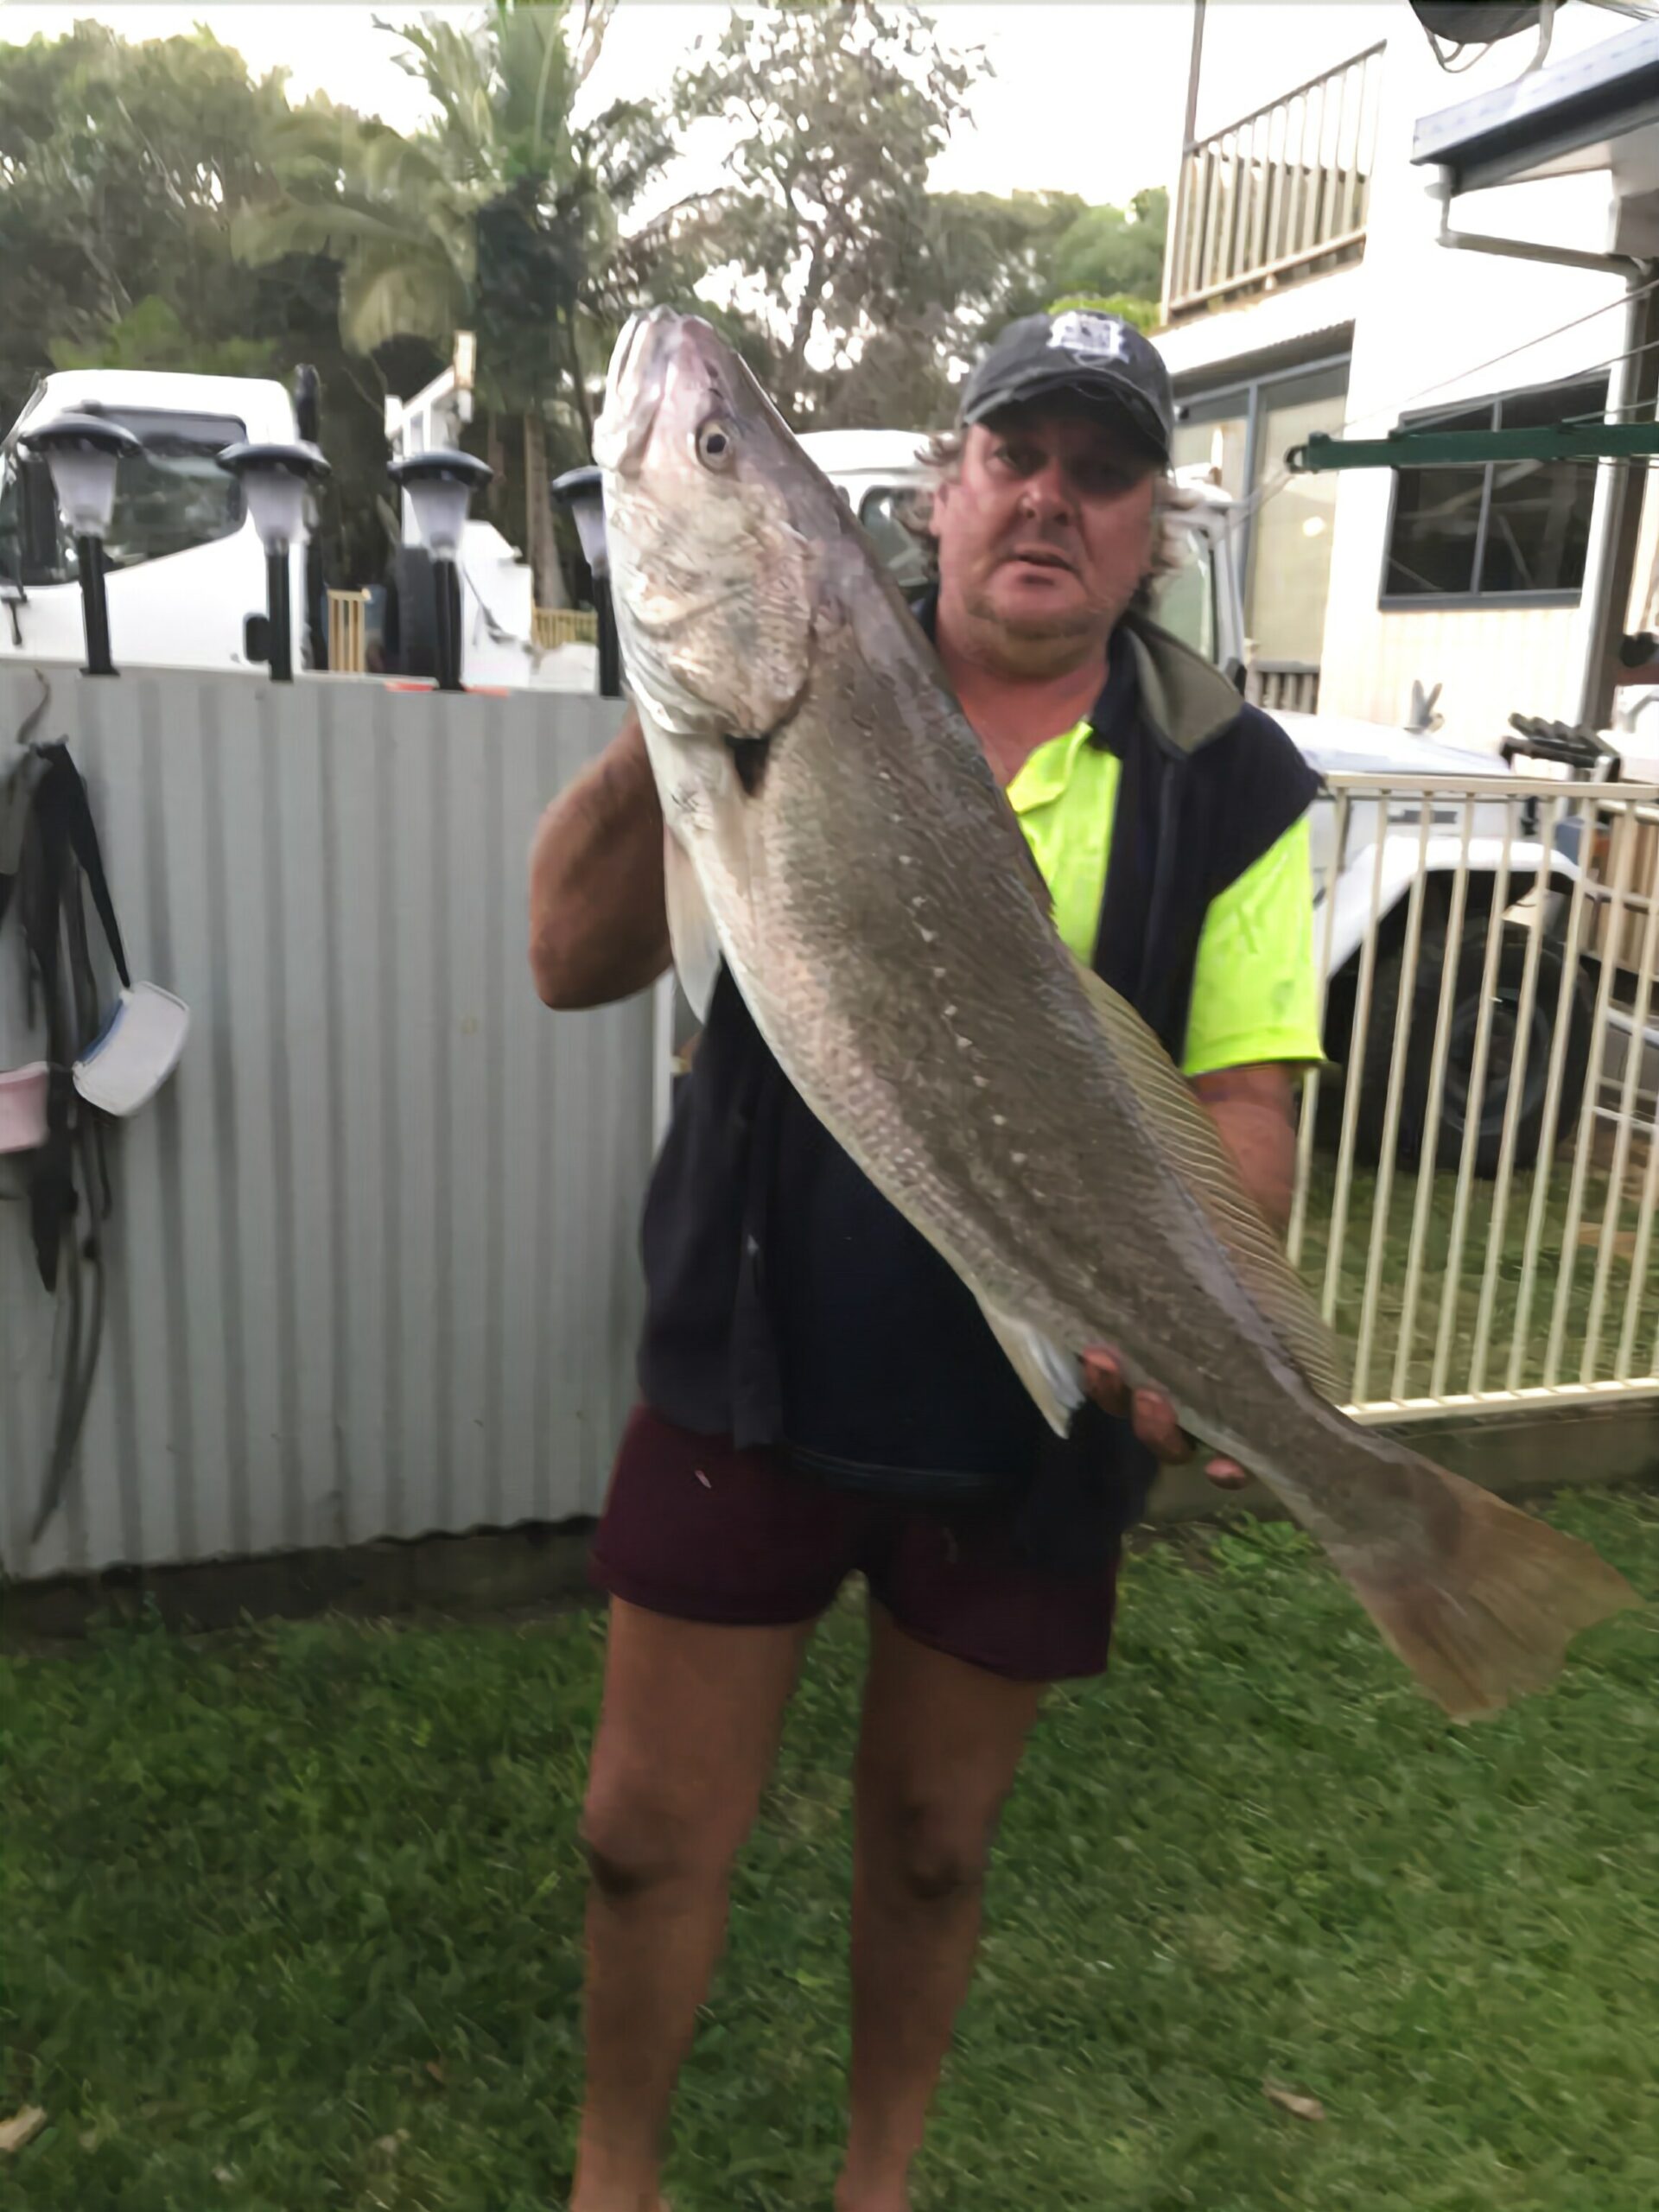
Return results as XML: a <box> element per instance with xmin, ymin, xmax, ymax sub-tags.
<box><xmin>1164</xmin><ymin>44</ymin><xmax>1384</xmax><ymax>321</ymax></box>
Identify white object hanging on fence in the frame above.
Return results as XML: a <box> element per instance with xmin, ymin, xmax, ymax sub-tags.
<box><xmin>73</xmin><ymin>982</ymin><xmax>188</xmax><ymax>1118</ymax></box>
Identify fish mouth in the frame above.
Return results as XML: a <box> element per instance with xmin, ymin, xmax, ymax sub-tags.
<box><xmin>594</xmin><ymin>306</ymin><xmax>680</xmax><ymax>475</ymax></box>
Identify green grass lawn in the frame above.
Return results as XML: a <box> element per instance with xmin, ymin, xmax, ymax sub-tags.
<box><xmin>1295</xmin><ymin>1147</ymin><xmax>1659</xmax><ymax>1404</ymax></box>
<box><xmin>3</xmin><ymin>1489</ymin><xmax>1657</xmax><ymax>2212</ymax></box>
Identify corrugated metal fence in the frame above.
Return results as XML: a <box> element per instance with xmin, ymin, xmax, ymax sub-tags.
<box><xmin>1</xmin><ymin>664</ymin><xmax>645</xmax><ymax>1580</ymax></box>
<box><xmin>6</xmin><ymin>665</ymin><xmax>1656</xmax><ymax>1585</ymax></box>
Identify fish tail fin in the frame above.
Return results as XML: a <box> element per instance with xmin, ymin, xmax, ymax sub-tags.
<box><xmin>1297</xmin><ymin>1418</ymin><xmax>1638</xmax><ymax>1719</ymax></box>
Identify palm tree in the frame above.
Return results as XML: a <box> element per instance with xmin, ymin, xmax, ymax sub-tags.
<box><xmin>233</xmin><ymin>1</ymin><xmax>668</xmax><ymax>607</ymax></box>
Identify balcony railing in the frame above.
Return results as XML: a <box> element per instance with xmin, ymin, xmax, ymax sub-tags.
<box><xmin>1165</xmin><ymin>44</ymin><xmax>1384</xmax><ymax>321</ymax></box>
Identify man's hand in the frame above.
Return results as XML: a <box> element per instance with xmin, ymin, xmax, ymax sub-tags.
<box><xmin>1079</xmin><ymin>1349</ymin><xmax>1249</xmax><ymax>1489</ymax></box>
<box><xmin>1076</xmin><ymin>1062</ymin><xmax>1299</xmax><ymax>1494</ymax></box>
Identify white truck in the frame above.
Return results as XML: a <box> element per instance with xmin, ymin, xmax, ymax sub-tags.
<box><xmin>798</xmin><ymin>429</ymin><xmax>1597</xmax><ymax>1174</ymax></box>
<box><xmin>0</xmin><ymin>366</ymin><xmax>595</xmax><ymax>690</ymax></box>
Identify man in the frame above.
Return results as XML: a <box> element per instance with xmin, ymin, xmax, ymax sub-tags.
<box><xmin>530</xmin><ymin>308</ymin><xmax>1323</xmax><ymax>2212</ymax></box>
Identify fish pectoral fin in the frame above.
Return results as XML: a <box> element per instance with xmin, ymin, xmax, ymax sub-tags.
<box><xmin>662</xmin><ymin>829</ymin><xmax>723</xmax><ymax>1020</ymax></box>
<box><xmin>976</xmin><ymin>1300</ymin><xmax>1084</xmax><ymax>1435</ymax></box>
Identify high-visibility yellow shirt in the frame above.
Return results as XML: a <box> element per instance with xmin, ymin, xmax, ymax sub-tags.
<box><xmin>1006</xmin><ymin>719</ymin><xmax>1324</xmax><ymax>1077</ymax></box>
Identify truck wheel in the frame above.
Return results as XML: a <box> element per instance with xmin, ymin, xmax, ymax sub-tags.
<box><xmin>1356</xmin><ymin>918</ymin><xmax>1593</xmax><ymax>1178</ymax></box>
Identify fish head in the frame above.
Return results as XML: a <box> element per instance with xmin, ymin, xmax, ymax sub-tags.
<box><xmin>595</xmin><ymin>309</ymin><xmax>844</xmax><ymax>741</ymax></box>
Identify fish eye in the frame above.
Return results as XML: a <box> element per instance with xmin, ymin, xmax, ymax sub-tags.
<box><xmin>696</xmin><ymin>418</ymin><xmax>736</xmax><ymax>471</ymax></box>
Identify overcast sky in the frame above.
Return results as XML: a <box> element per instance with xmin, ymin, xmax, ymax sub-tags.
<box><xmin>0</xmin><ymin>2</ymin><xmax>1400</xmax><ymax>209</ymax></box>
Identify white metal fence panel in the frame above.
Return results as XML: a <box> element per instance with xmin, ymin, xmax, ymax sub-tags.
<box><xmin>1</xmin><ymin>664</ymin><xmax>645</xmax><ymax>1580</ymax></box>
<box><xmin>1289</xmin><ymin>771</ymin><xmax>1659</xmax><ymax>1426</ymax></box>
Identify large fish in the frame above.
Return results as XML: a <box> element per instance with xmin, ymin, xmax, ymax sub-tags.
<box><xmin>594</xmin><ymin>307</ymin><xmax>1637</xmax><ymax>1719</ymax></box>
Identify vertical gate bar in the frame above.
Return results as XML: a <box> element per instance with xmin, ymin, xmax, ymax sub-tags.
<box><xmin>1544</xmin><ymin>804</ymin><xmax>1637</xmax><ymax>1384</ymax></box>
<box><xmin>1288</xmin><ymin>789</ymin><xmax>1350</xmax><ymax>1271</ymax></box>
<box><xmin>1394</xmin><ymin>797</ymin><xmax>1476</xmax><ymax>1401</ymax></box>
<box><xmin>1510</xmin><ymin>798</ymin><xmax>1599</xmax><ymax>1384</ymax></box>
<box><xmin>1471</xmin><ymin>795</ymin><xmax>1564</xmax><ymax>1391</ymax></box>
<box><xmin>1617</xmin><ymin>817</ymin><xmax>1659</xmax><ymax>1376</ymax></box>
<box><xmin>1354</xmin><ymin>804</ymin><xmax>1433</xmax><ymax>1402</ymax></box>
<box><xmin>1584</xmin><ymin>806</ymin><xmax>1659</xmax><ymax>1379</ymax></box>
<box><xmin>1322</xmin><ymin>798</ymin><xmax>1391</xmax><ymax>1326</ymax></box>
<box><xmin>1431</xmin><ymin>815</ymin><xmax>1513</xmax><ymax>1398</ymax></box>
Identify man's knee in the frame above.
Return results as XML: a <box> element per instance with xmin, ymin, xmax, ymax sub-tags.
<box><xmin>579</xmin><ymin>1782</ymin><xmax>735</xmax><ymax>1903</ymax></box>
<box><xmin>863</xmin><ymin>1795</ymin><xmax>998</xmax><ymax>1907</ymax></box>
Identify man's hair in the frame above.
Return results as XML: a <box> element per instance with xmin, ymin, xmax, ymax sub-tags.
<box><xmin>893</xmin><ymin>427</ymin><xmax>1194</xmax><ymax>612</ymax></box>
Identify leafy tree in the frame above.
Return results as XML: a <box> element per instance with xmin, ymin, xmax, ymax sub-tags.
<box><xmin>677</xmin><ymin>9</ymin><xmax>1166</xmax><ymax>430</ymax></box>
<box><xmin>0</xmin><ymin>22</ymin><xmax>397</xmax><ymax>584</ymax></box>
<box><xmin>238</xmin><ymin>3</ymin><xmax>692</xmax><ymax>603</ymax></box>
<box><xmin>675</xmin><ymin>0</ymin><xmax>988</xmax><ymax>423</ymax></box>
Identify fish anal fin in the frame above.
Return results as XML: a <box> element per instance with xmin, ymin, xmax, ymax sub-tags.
<box><xmin>1069</xmin><ymin>957</ymin><xmax>1347</xmax><ymax>1404</ymax></box>
<box><xmin>976</xmin><ymin>1299</ymin><xmax>1083</xmax><ymax>1435</ymax></box>
<box><xmin>663</xmin><ymin>829</ymin><xmax>722</xmax><ymax>1020</ymax></box>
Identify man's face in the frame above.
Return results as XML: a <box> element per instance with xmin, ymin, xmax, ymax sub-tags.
<box><xmin>931</xmin><ymin>404</ymin><xmax>1160</xmax><ymax>648</ymax></box>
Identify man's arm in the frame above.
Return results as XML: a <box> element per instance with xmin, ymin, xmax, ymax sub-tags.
<box><xmin>1081</xmin><ymin>1061</ymin><xmax>1299</xmax><ymax>1487</ymax></box>
<box><xmin>529</xmin><ymin>710</ymin><xmax>671</xmax><ymax>1010</ymax></box>
<box><xmin>1191</xmin><ymin>1062</ymin><xmax>1300</xmax><ymax>1229</ymax></box>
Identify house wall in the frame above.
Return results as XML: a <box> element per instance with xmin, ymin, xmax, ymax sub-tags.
<box><xmin>1319</xmin><ymin>15</ymin><xmax>1630</xmax><ymax>747</ymax></box>
<box><xmin>1160</xmin><ymin>6</ymin><xmax>1656</xmax><ymax>749</ymax></box>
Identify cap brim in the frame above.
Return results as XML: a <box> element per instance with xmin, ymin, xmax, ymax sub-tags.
<box><xmin>963</xmin><ymin>367</ymin><xmax>1169</xmax><ymax>460</ymax></box>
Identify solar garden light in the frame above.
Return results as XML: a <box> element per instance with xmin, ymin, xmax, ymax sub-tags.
<box><xmin>18</xmin><ymin>412</ymin><xmax>142</xmax><ymax>677</ymax></box>
<box><xmin>217</xmin><ymin>441</ymin><xmax>332</xmax><ymax>683</ymax></box>
<box><xmin>387</xmin><ymin>448</ymin><xmax>493</xmax><ymax>692</ymax></box>
<box><xmin>550</xmin><ymin>464</ymin><xmax>621</xmax><ymax>699</ymax></box>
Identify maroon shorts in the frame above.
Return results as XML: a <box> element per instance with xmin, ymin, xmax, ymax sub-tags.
<box><xmin>589</xmin><ymin>1405</ymin><xmax>1120</xmax><ymax>1682</ymax></box>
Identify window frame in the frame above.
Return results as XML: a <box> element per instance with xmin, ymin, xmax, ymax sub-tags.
<box><xmin>1173</xmin><ymin>352</ymin><xmax>1351</xmax><ymax>630</ymax></box>
<box><xmin>1377</xmin><ymin>374</ymin><xmax>1608</xmax><ymax>613</ymax></box>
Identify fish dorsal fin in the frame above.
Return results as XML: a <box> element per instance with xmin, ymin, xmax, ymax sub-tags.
<box><xmin>1071</xmin><ymin>958</ymin><xmax>1347</xmax><ymax>1404</ymax></box>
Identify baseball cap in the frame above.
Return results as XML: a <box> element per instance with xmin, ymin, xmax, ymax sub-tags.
<box><xmin>959</xmin><ymin>309</ymin><xmax>1174</xmax><ymax>462</ymax></box>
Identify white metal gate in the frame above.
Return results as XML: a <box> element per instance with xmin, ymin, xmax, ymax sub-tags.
<box><xmin>1290</xmin><ymin>772</ymin><xmax>1659</xmax><ymax>1426</ymax></box>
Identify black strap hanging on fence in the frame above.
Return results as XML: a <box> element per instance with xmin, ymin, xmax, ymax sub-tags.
<box><xmin>0</xmin><ymin>736</ymin><xmax>130</xmax><ymax>1541</ymax></box>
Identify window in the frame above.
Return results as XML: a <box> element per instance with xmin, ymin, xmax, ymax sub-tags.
<box><xmin>1170</xmin><ymin>408</ymin><xmax>1249</xmax><ymax>499</ymax></box>
<box><xmin>1155</xmin><ymin>528</ymin><xmax>1216</xmax><ymax>664</ymax></box>
<box><xmin>0</xmin><ymin>409</ymin><xmax>247</xmax><ymax>586</ymax></box>
<box><xmin>1246</xmin><ymin>378</ymin><xmax>1345</xmax><ymax>664</ymax></box>
<box><xmin>1171</xmin><ymin>356</ymin><xmax>1349</xmax><ymax>671</ymax></box>
<box><xmin>1381</xmin><ymin>376</ymin><xmax>1605</xmax><ymax>606</ymax></box>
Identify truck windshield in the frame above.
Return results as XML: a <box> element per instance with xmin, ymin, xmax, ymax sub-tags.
<box><xmin>0</xmin><ymin>409</ymin><xmax>246</xmax><ymax>585</ymax></box>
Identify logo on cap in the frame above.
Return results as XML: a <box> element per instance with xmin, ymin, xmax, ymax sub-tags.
<box><xmin>1047</xmin><ymin>310</ymin><xmax>1133</xmax><ymax>365</ymax></box>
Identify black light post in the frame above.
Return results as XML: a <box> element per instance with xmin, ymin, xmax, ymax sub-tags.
<box><xmin>387</xmin><ymin>448</ymin><xmax>493</xmax><ymax>691</ymax></box>
<box><xmin>550</xmin><ymin>465</ymin><xmax>620</xmax><ymax>698</ymax></box>
<box><xmin>18</xmin><ymin>412</ymin><xmax>142</xmax><ymax>676</ymax></box>
<box><xmin>217</xmin><ymin>442</ymin><xmax>332</xmax><ymax>682</ymax></box>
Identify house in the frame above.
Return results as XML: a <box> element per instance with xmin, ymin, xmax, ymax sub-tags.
<box><xmin>1155</xmin><ymin>1</ymin><xmax>1659</xmax><ymax>752</ymax></box>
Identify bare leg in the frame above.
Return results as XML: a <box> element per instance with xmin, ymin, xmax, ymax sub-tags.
<box><xmin>836</xmin><ymin>1606</ymin><xmax>1044</xmax><ymax>2212</ymax></box>
<box><xmin>573</xmin><ymin>1600</ymin><xmax>814</xmax><ymax>2212</ymax></box>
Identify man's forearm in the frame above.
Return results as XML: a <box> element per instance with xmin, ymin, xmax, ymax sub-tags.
<box><xmin>530</xmin><ymin>714</ymin><xmax>671</xmax><ymax>1009</ymax></box>
<box><xmin>1191</xmin><ymin>1065</ymin><xmax>1300</xmax><ymax>1230</ymax></box>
